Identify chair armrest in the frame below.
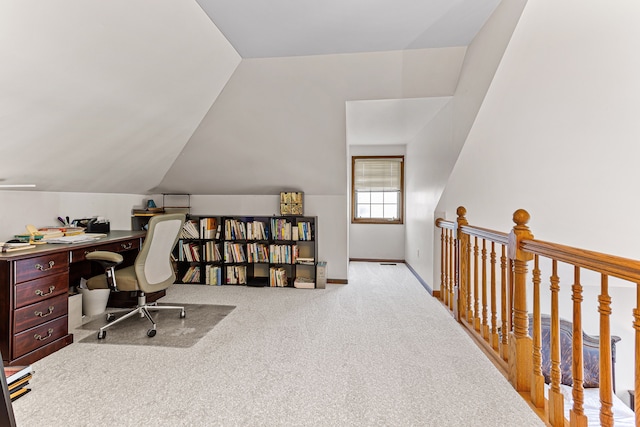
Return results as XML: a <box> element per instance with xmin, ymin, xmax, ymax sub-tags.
<box><xmin>86</xmin><ymin>251</ymin><xmax>124</xmax><ymax>265</ymax></box>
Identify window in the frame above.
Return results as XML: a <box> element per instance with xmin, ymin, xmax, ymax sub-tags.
<box><xmin>352</xmin><ymin>156</ymin><xmax>403</xmax><ymax>224</ymax></box>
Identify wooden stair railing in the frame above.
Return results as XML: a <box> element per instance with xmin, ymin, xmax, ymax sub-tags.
<box><xmin>435</xmin><ymin>206</ymin><xmax>638</xmax><ymax>427</ymax></box>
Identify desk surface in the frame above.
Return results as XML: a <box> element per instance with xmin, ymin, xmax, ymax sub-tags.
<box><xmin>0</xmin><ymin>230</ymin><xmax>146</xmax><ymax>261</ymax></box>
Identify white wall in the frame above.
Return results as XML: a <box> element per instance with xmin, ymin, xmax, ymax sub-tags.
<box><xmin>405</xmin><ymin>102</ymin><xmax>453</xmax><ymax>287</ymax></box>
<box><xmin>404</xmin><ymin>0</ymin><xmax>527</xmax><ymax>289</ymax></box>
<box><xmin>0</xmin><ymin>191</ymin><xmax>147</xmax><ymax>240</ymax></box>
<box><xmin>436</xmin><ymin>0</ymin><xmax>640</xmax><ymax>397</ymax></box>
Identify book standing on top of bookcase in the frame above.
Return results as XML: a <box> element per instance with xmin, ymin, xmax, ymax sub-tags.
<box><xmin>173</xmin><ymin>215</ymin><xmax>317</xmax><ymax>288</ymax></box>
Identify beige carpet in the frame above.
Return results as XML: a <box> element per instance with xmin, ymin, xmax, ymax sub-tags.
<box><xmin>79</xmin><ymin>304</ymin><xmax>235</xmax><ymax>347</ymax></box>
<box><xmin>13</xmin><ymin>263</ymin><xmax>545</xmax><ymax>426</ymax></box>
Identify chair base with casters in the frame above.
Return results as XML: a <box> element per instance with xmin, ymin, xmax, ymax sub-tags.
<box><xmin>95</xmin><ymin>292</ymin><xmax>186</xmax><ymax>339</ymax></box>
<box><xmin>85</xmin><ymin>213</ymin><xmax>187</xmax><ymax>340</ymax></box>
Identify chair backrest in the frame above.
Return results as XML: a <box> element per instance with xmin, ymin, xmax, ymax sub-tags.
<box><xmin>134</xmin><ymin>213</ymin><xmax>185</xmax><ymax>293</ymax></box>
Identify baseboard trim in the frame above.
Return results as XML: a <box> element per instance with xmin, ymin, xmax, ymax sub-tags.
<box><xmin>328</xmin><ymin>279</ymin><xmax>348</xmax><ymax>284</ymax></box>
<box><xmin>349</xmin><ymin>258</ymin><xmax>405</xmax><ymax>263</ymax></box>
<box><xmin>404</xmin><ymin>262</ymin><xmax>433</xmax><ymax>295</ymax></box>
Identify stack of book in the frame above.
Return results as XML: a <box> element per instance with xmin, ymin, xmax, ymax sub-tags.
<box><xmin>3</xmin><ymin>365</ymin><xmax>32</xmax><ymax>401</ymax></box>
<box><xmin>0</xmin><ymin>242</ymin><xmax>35</xmax><ymax>253</ymax></box>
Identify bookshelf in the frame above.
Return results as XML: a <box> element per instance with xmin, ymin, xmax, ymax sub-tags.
<box><xmin>131</xmin><ymin>194</ymin><xmax>191</xmax><ymax>231</ymax></box>
<box><xmin>174</xmin><ymin>215</ymin><xmax>317</xmax><ymax>288</ymax></box>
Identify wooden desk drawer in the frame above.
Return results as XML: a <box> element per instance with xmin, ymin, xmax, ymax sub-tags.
<box><xmin>71</xmin><ymin>238</ymin><xmax>140</xmax><ymax>262</ymax></box>
<box><xmin>15</xmin><ymin>272</ymin><xmax>69</xmax><ymax>309</ymax></box>
<box><xmin>14</xmin><ymin>293</ymin><xmax>68</xmax><ymax>333</ymax></box>
<box><xmin>15</xmin><ymin>252</ymin><xmax>68</xmax><ymax>283</ymax></box>
<box><xmin>13</xmin><ymin>315</ymin><xmax>68</xmax><ymax>358</ymax></box>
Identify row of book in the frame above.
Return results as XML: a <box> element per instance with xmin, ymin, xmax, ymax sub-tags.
<box><xmin>3</xmin><ymin>364</ymin><xmax>32</xmax><ymax>402</ymax></box>
<box><xmin>181</xmin><ymin>266</ymin><xmax>201</xmax><ymax>283</ymax></box>
<box><xmin>224</xmin><ymin>242</ymin><xmax>246</xmax><ymax>263</ymax></box>
<box><xmin>187</xmin><ymin>242</ymin><xmax>310</xmax><ymax>265</ymax></box>
<box><xmin>178</xmin><ymin>242</ymin><xmax>200</xmax><ymax>262</ymax></box>
<box><xmin>247</xmin><ymin>242</ymin><xmax>269</xmax><ymax>263</ymax></box>
<box><xmin>271</xmin><ymin>219</ymin><xmax>313</xmax><ymax>241</ymax></box>
<box><xmin>205</xmin><ymin>265</ymin><xmax>222</xmax><ymax>285</ymax></box>
<box><xmin>204</xmin><ymin>241</ymin><xmax>222</xmax><ymax>262</ymax></box>
<box><xmin>270</xmin><ymin>267</ymin><xmax>288</xmax><ymax>287</ymax></box>
<box><xmin>226</xmin><ymin>266</ymin><xmax>247</xmax><ymax>285</ymax></box>
<box><xmin>269</xmin><ymin>244</ymin><xmax>299</xmax><ymax>264</ymax></box>
<box><xmin>181</xmin><ymin>218</ymin><xmax>312</xmax><ymax>241</ymax></box>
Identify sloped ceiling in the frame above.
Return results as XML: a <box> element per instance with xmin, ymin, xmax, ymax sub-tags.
<box><xmin>154</xmin><ymin>48</ymin><xmax>466</xmax><ymax>195</ymax></box>
<box><xmin>0</xmin><ymin>1</ymin><xmax>240</xmax><ymax>193</ymax></box>
<box><xmin>1</xmin><ymin>0</ymin><xmax>500</xmax><ymax>194</ymax></box>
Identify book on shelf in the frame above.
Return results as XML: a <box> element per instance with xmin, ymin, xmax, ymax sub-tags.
<box><xmin>226</xmin><ymin>266</ymin><xmax>247</xmax><ymax>285</ymax></box>
<box><xmin>294</xmin><ymin>277</ymin><xmax>315</xmax><ymax>289</ymax></box>
<box><xmin>4</xmin><ymin>365</ymin><xmax>33</xmax><ymax>402</ymax></box>
<box><xmin>9</xmin><ymin>386</ymin><xmax>31</xmax><ymax>401</ymax></box>
<box><xmin>181</xmin><ymin>266</ymin><xmax>201</xmax><ymax>283</ymax></box>
<box><xmin>296</xmin><ymin>257</ymin><xmax>314</xmax><ymax>265</ymax></box>
<box><xmin>269</xmin><ymin>267</ymin><xmax>288</xmax><ymax>287</ymax></box>
<box><xmin>4</xmin><ymin>365</ymin><xmax>32</xmax><ymax>384</ymax></box>
<box><xmin>205</xmin><ymin>265</ymin><xmax>222</xmax><ymax>285</ymax></box>
<box><xmin>204</xmin><ymin>241</ymin><xmax>222</xmax><ymax>262</ymax></box>
<box><xmin>200</xmin><ymin>217</ymin><xmax>218</xmax><ymax>239</ymax></box>
<box><xmin>224</xmin><ymin>219</ymin><xmax>247</xmax><ymax>240</ymax></box>
<box><xmin>181</xmin><ymin>220</ymin><xmax>200</xmax><ymax>239</ymax></box>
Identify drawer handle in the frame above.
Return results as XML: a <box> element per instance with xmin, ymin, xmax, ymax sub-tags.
<box><xmin>35</xmin><ymin>286</ymin><xmax>56</xmax><ymax>297</ymax></box>
<box><xmin>35</xmin><ymin>260</ymin><xmax>55</xmax><ymax>271</ymax></box>
<box><xmin>120</xmin><ymin>243</ymin><xmax>133</xmax><ymax>250</ymax></box>
<box><xmin>34</xmin><ymin>328</ymin><xmax>54</xmax><ymax>341</ymax></box>
<box><xmin>34</xmin><ymin>306</ymin><xmax>55</xmax><ymax>318</ymax></box>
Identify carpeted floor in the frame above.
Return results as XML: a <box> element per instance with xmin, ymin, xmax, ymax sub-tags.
<box><xmin>79</xmin><ymin>304</ymin><xmax>235</xmax><ymax>347</ymax></box>
<box><xmin>12</xmin><ymin>262</ymin><xmax>545</xmax><ymax>426</ymax></box>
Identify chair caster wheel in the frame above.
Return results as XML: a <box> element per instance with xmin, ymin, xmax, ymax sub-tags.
<box><xmin>180</xmin><ymin>310</ymin><xmax>186</xmax><ymax>318</ymax></box>
<box><xmin>106</xmin><ymin>313</ymin><xmax>116</xmax><ymax>322</ymax></box>
<box><xmin>97</xmin><ymin>330</ymin><xmax>106</xmax><ymax>339</ymax></box>
<box><xmin>147</xmin><ymin>329</ymin><xmax>156</xmax><ymax>337</ymax></box>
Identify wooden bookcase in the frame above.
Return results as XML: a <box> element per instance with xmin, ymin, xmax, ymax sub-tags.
<box><xmin>174</xmin><ymin>215</ymin><xmax>317</xmax><ymax>288</ymax></box>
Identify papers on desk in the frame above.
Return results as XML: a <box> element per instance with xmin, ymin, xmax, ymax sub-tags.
<box><xmin>1</xmin><ymin>242</ymin><xmax>36</xmax><ymax>252</ymax></box>
<box><xmin>45</xmin><ymin>234</ymin><xmax>106</xmax><ymax>244</ymax></box>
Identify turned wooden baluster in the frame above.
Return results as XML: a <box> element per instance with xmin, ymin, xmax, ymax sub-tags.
<box><xmin>456</xmin><ymin>207</ymin><xmax>469</xmax><ymax>322</ymax></box>
<box><xmin>490</xmin><ymin>242</ymin><xmax>499</xmax><ymax>351</ymax></box>
<box><xmin>474</xmin><ymin>236</ymin><xmax>480</xmax><ymax>332</ymax></box>
<box><xmin>598</xmin><ymin>274</ymin><xmax>614</xmax><ymax>427</ymax></box>
<box><xmin>440</xmin><ymin>226</ymin><xmax>446</xmax><ymax>303</ymax></box>
<box><xmin>548</xmin><ymin>260</ymin><xmax>564</xmax><ymax>426</ymax></box>
<box><xmin>500</xmin><ymin>245</ymin><xmax>509</xmax><ymax>361</ymax></box>
<box><xmin>449</xmin><ymin>230</ymin><xmax>455</xmax><ymax>311</ymax></box>
<box><xmin>570</xmin><ymin>266</ymin><xmax>587</xmax><ymax>427</ymax></box>
<box><xmin>531</xmin><ymin>255</ymin><xmax>545</xmax><ymax>408</ymax></box>
<box><xmin>443</xmin><ymin>229</ymin><xmax>450</xmax><ymax>306</ymax></box>
<box><xmin>466</xmin><ymin>236</ymin><xmax>473</xmax><ymax>324</ymax></box>
<box><xmin>482</xmin><ymin>239</ymin><xmax>489</xmax><ymax>340</ymax></box>
<box><xmin>508</xmin><ymin>209</ymin><xmax>533</xmax><ymax>392</ymax></box>
<box><xmin>634</xmin><ymin>284</ymin><xmax>639</xmax><ymax>424</ymax></box>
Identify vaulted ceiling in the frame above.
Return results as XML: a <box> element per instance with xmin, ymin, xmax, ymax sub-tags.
<box><xmin>0</xmin><ymin>0</ymin><xmax>500</xmax><ymax>194</ymax></box>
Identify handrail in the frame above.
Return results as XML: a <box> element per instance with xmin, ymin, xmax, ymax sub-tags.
<box><xmin>522</xmin><ymin>238</ymin><xmax>640</xmax><ymax>283</ymax></box>
<box><xmin>434</xmin><ymin>206</ymin><xmax>638</xmax><ymax>427</ymax></box>
<box><xmin>460</xmin><ymin>224</ymin><xmax>509</xmax><ymax>245</ymax></box>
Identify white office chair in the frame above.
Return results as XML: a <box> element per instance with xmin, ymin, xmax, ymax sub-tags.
<box><xmin>86</xmin><ymin>213</ymin><xmax>186</xmax><ymax>339</ymax></box>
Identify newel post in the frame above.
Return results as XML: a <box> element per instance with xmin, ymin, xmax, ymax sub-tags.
<box><xmin>508</xmin><ymin>209</ymin><xmax>534</xmax><ymax>391</ymax></box>
<box><xmin>455</xmin><ymin>206</ymin><xmax>469</xmax><ymax>322</ymax></box>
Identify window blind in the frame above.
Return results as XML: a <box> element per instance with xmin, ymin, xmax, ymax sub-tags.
<box><xmin>353</xmin><ymin>158</ymin><xmax>402</xmax><ymax>192</ymax></box>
